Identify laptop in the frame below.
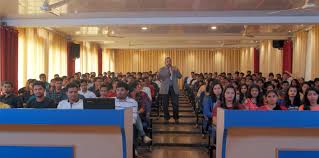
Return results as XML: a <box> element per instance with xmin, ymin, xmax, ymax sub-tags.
<box><xmin>83</xmin><ymin>98</ymin><xmax>115</xmax><ymax>109</ymax></box>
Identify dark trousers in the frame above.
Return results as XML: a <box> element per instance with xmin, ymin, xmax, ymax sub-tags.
<box><xmin>162</xmin><ymin>86</ymin><xmax>179</xmax><ymax>120</ymax></box>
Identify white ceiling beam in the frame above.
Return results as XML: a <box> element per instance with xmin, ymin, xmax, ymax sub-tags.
<box><xmin>4</xmin><ymin>15</ymin><xmax>319</xmax><ymax>27</ymax></box>
<box><xmin>101</xmin><ymin>44</ymin><xmax>259</xmax><ymax>49</ymax></box>
<box><xmin>72</xmin><ymin>35</ymin><xmax>289</xmax><ymax>42</ymax></box>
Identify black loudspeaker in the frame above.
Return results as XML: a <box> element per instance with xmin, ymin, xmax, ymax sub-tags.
<box><xmin>272</xmin><ymin>40</ymin><xmax>285</xmax><ymax>49</ymax></box>
<box><xmin>70</xmin><ymin>43</ymin><xmax>80</xmax><ymax>59</ymax></box>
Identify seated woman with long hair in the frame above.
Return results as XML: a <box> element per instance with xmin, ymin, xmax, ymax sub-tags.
<box><xmin>18</xmin><ymin>79</ymin><xmax>36</xmax><ymax>104</ymax></box>
<box><xmin>238</xmin><ymin>84</ymin><xmax>249</xmax><ymax>104</ymax></box>
<box><xmin>212</xmin><ymin>85</ymin><xmax>241</xmax><ymax>125</ymax></box>
<box><xmin>203</xmin><ymin>81</ymin><xmax>223</xmax><ymax>119</ymax></box>
<box><xmin>258</xmin><ymin>90</ymin><xmax>287</xmax><ymax>110</ymax></box>
<box><xmin>281</xmin><ymin>85</ymin><xmax>302</xmax><ymax>110</ymax></box>
<box><xmin>299</xmin><ymin>87</ymin><xmax>319</xmax><ymax>111</ymax></box>
<box><xmin>242</xmin><ymin>84</ymin><xmax>263</xmax><ymax>110</ymax></box>
<box><xmin>300</xmin><ymin>82</ymin><xmax>311</xmax><ymax>101</ymax></box>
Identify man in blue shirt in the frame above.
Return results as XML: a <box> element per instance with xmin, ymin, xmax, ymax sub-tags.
<box><xmin>47</xmin><ymin>77</ymin><xmax>67</xmax><ymax>105</ymax></box>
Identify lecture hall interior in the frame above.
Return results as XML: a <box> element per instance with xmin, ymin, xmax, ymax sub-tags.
<box><xmin>1</xmin><ymin>0</ymin><xmax>319</xmax><ymax>158</ymax></box>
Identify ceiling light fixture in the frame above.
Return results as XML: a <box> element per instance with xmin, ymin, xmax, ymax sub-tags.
<box><xmin>211</xmin><ymin>26</ymin><xmax>217</xmax><ymax>30</ymax></box>
<box><xmin>102</xmin><ymin>30</ymin><xmax>108</xmax><ymax>35</ymax></box>
<box><xmin>104</xmin><ymin>41</ymin><xmax>115</xmax><ymax>44</ymax></box>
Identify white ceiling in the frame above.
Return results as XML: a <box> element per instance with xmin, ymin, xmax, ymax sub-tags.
<box><xmin>0</xmin><ymin>0</ymin><xmax>318</xmax><ymax>48</ymax></box>
<box><xmin>0</xmin><ymin>0</ymin><xmax>313</xmax><ymax>16</ymax></box>
<box><xmin>53</xmin><ymin>24</ymin><xmax>301</xmax><ymax>48</ymax></box>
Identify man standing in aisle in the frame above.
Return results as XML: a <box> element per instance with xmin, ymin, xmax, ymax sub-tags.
<box><xmin>159</xmin><ymin>57</ymin><xmax>182</xmax><ymax>124</ymax></box>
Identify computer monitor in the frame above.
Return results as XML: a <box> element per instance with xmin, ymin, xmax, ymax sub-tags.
<box><xmin>83</xmin><ymin>98</ymin><xmax>115</xmax><ymax>109</ymax></box>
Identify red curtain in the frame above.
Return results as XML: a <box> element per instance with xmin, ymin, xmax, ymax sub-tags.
<box><xmin>98</xmin><ymin>48</ymin><xmax>102</xmax><ymax>75</ymax></box>
<box><xmin>0</xmin><ymin>26</ymin><xmax>18</xmax><ymax>93</ymax></box>
<box><xmin>282</xmin><ymin>39</ymin><xmax>293</xmax><ymax>73</ymax></box>
<box><xmin>67</xmin><ymin>42</ymin><xmax>75</xmax><ymax>77</ymax></box>
<box><xmin>253</xmin><ymin>48</ymin><xmax>260</xmax><ymax>73</ymax></box>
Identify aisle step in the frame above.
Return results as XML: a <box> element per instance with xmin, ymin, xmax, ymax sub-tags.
<box><xmin>153</xmin><ymin>130</ymin><xmax>202</xmax><ymax>135</ymax></box>
<box><xmin>152</xmin><ymin>134</ymin><xmax>209</xmax><ymax>144</ymax></box>
<box><xmin>153</xmin><ymin>124</ymin><xmax>200</xmax><ymax>132</ymax></box>
<box><xmin>152</xmin><ymin>143</ymin><xmax>209</xmax><ymax>148</ymax></box>
<box><xmin>152</xmin><ymin>122</ymin><xmax>200</xmax><ymax>125</ymax></box>
<box><xmin>146</xmin><ymin>91</ymin><xmax>210</xmax><ymax>158</ymax></box>
<box><xmin>157</xmin><ymin>114</ymin><xmax>195</xmax><ymax>118</ymax></box>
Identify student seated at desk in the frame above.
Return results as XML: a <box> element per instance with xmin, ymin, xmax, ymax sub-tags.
<box><xmin>203</xmin><ymin>81</ymin><xmax>222</xmax><ymax>120</ymax></box>
<box><xmin>18</xmin><ymin>79</ymin><xmax>36</xmax><ymax>104</ymax></box>
<box><xmin>26</xmin><ymin>81</ymin><xmax>56</xmax><ymax>108</ymax></box>
<box><xmin>57</xmin><ymin>83</ymin><xmax>83</xmax><ymax>109</ymax></box>
<box><xmin>242</xmin><ymin>84</ymin><xmax>264</xmax><ymax>110</ymax></box>
<box><xmin>0</xmin><ymin>81</ymin><xmax>23</xmax><ymax>108</ymax></box>
<box><xmin>78</xmin><ymin>79</ymin><xmax>96</xmax><ymax>98</ymax></box>
<box><xmin>47</xmin><ymin>77</ymin><xmax>67</xmax><ymax>105</ymax></box>
<box><xmin>299</xmin><ymin>87</ymin><xmax>319</xmax><ymax>111</ymax></box>
<box><xmin>106</xmin><ymin>80</ymin><xmax>117</xmax><ymax>98</ymax></box>
<box><xmin>115</xmin><ymin>81</ymin><xmax>151</xmax><ymax>156</ymax></box>
<box><xmin>280</xmin><ymin>86</ymin><xmax>302</xmax><ymax>110</ymax></box>
<box><xmin>258</xmin><ymin>90</ymin><xmax>287</xmax><ymax>110</ymax></box>
<box><xmin>99</xmin><ymin>84</ymin><xmax>111</xmax><ymax>98</ymax></box>
<box><xmin>212</xmin><ymin>85</ymin><xmax>242</xmax><ymax>125</ymax></box>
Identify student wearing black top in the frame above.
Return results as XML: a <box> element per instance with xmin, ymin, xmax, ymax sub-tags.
<box><xmin>281</xmin><ymin>85</ymin><xmax>302</xmax><ymax>110</ymax></box>
<box><xmin>26</xmin><ymin>81</ymin><xmax>56</xmax><ymax>109</ymax></box>
<box><xmin>0</xmin><ymin>81</ymin><xmax>23</xmax><ymax>108</ymax></box>
<box><xmin>88</xmin><ymin>77</ymin><xmax>103</xmax><ymax>97</ymax></box>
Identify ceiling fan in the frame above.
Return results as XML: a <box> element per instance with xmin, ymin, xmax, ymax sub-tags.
<box><xmin>40</xmin><ymin>0</ymin><xmax>70</xmax><ymax>16</ymax></box>
<box><xmin>242</xmin><ymin>25</ymin><xmax>255</xmax><ymax>38</ymax></box>
<box><xmin>104</xmin><ymin>27</ymin><xmax>124</xmax><ymax>38</ymax></box>
<box><xmin>268</xmin><ymin>0</ymin><xmax>318</xmax><ymax>15</ymax></box>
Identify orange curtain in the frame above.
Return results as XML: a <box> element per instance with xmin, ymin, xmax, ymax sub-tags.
<box><xmin>76</xmin><ymin>42</ymin><xmax>99</xmax><ymax>74</ymax></box>
<box><xmin>102</xmin><ymin>49</ymin><xmax>115</xmax><ymax>72</ymax></box>
<box><xmin>103</xmin><ymin>48</ymin><xmax>253</xmax><ymax>88</ymax></box>
<box><xmin>259</xmin><ymin>40</ymin><xmax>283</xmax><ymax>75</ymax></box>
<box><xmin>293</xmin><ymin>31</ymin><xmax>308</xmax><ymax>78</ymax></box>
<box><xmin>18</xmin><ymin>28</ymin><xmax>67</xmax><ymax>88</ymax></box>
<box><xmin>308</xmin><ymin>26</ymin><xmax>319</xmax><ymax>79</ymax></box>
<box><xmin>113</xmin><ymin>48</ymin><xmax>244</xmax><ymax>74</ymax></box>
<box><xmin>240</xmin><ymin>48</ymin><xmax>254</xmax><ymax>73</ymax></box>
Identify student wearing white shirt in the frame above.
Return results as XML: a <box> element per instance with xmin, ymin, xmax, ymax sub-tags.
<box><xmin>115</xmin><ymin>82</ymin><xmax>151</xmax><ymax>149</ymax></box>
<box><xmin>139</xmin><ymin>79</ymin><xmax>152</xmax><ymax>101</ymax></box>
<box><xmin>57</xmin><ymin>83</ymin><xmax>83</xmax><ymax>109</ymax></box>
<box><xmin>78</xmin><ymin>79</ymin><xmax>96</xmax><ymax>98</ymax></box>
<box><xmin>187</xmin><ymin>72</ymin><xmax>195</xmax><ymax>85</ymax></box>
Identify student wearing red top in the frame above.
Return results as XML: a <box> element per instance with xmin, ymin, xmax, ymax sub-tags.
<box><xmin>212</xmin><ymin>85</ymin><xmax>241</xmax><ymax>125</ymax></box>
<box><xmin>105</xmin><ymin>81</ymin><xmax>117</xmax><ymax>98</ymax></box>
<box><xmin>238</xmin><ymin>84</ymin><xmax>249</xmax><ymax>104</ymax></box>
<box><xmin>299</xmin><ymin>87</ymin><xmax>319</xmax><ymax>111</ymax></box>
<box><xmin>242</xmin><ymin>84</ymin><xmax>263</xmax><ymax>110</ymax></box>
<box><xmin>258</xmin><ymin>90</ymin><xmax>287</xmax><ymax>110</ymax></box>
